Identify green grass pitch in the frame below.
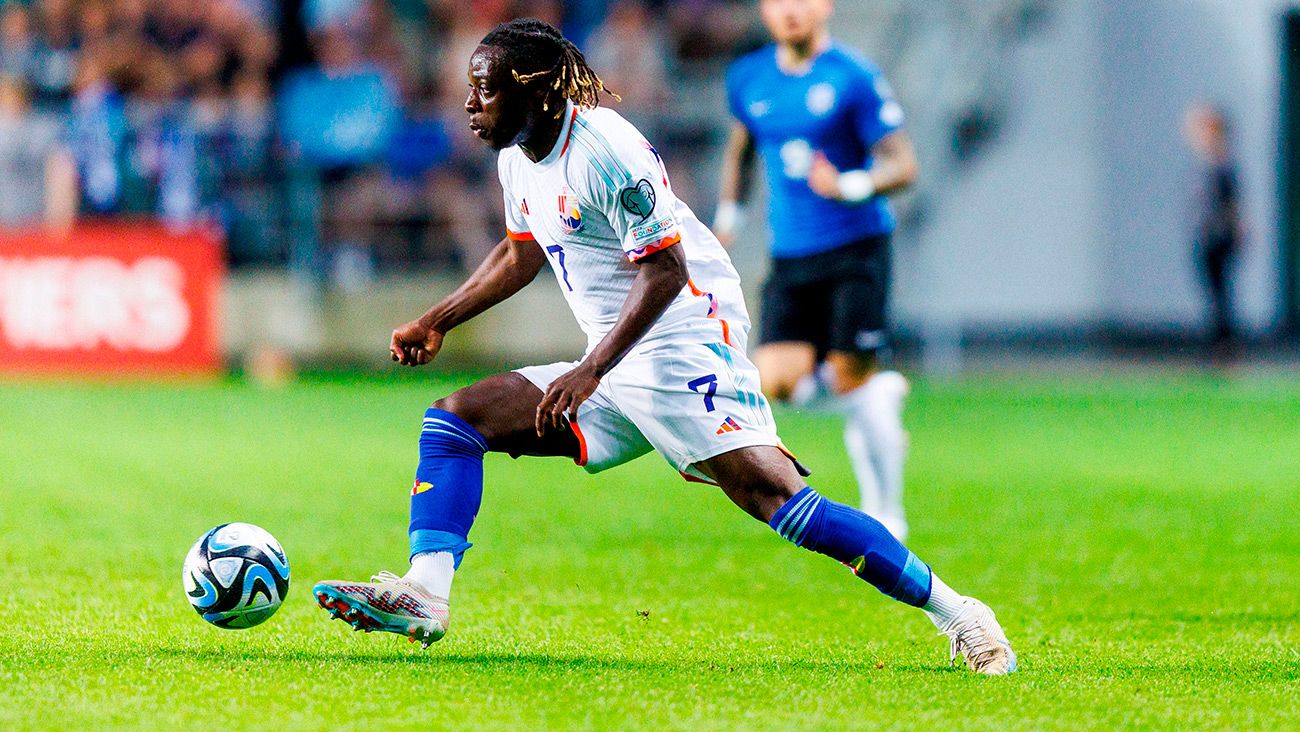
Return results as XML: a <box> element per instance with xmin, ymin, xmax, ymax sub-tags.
<box><xmin>2</xmin><ymin>372</ymin><xmax>1299</xmax><ymax>729</ymax></box>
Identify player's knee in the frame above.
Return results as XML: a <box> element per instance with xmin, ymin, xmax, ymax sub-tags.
<box><xmin>732</xmin><ymin>479</ymin><xmax>802</xmax><ymax>523</ymax></box>
<box><xmin>757</xmin><ymin>365</ymin><xmax>800</xmax><ymax>402</ymax></box>
<box><xmin>825</xmin><ymin>353</ymin><xmax>876</xmax><ymax>395</ymax></box>
<box><xmin>827</xmin><ymin>372</ymin><xmax>869</xmax><ymax>396</ymax></box>
<box><xmin>430</xmin><ymin>392</ymin><xmax>493</xmax><ymax>440</ymax></box>
<box><xmin>761</xmin><ymin>378</ymin><xmax>795</xmax><ymax>403</ymax></box>
<box><xmin>711</xmin><ymin>454</ymin><xmax>804</xmax><ymax>523</ymax></box>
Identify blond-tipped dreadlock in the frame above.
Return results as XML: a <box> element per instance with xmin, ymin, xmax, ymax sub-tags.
<box><xmin>482</xmin><ymin>18</ymin><xmax>620</xmax><ymax>113</ymax></box>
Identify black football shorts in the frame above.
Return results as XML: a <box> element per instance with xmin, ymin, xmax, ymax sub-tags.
<box><xmin>759</xmin><ymin>234</ymin><xmax>892</xmax><ymax>357</ymax></box>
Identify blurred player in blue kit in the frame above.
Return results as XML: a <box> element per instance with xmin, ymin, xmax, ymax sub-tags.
<box><xmin>716</xmin><ymin>0</ymin><xmax>917</xmax><ymax>539</ymax></box>
<box><xmin>312</xmin><ymin>17</ymin><xmax>1015</xmax><ymax>674</ymax></box>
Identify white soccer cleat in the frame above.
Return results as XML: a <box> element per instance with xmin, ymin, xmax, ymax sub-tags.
<box><xmin>313</xmin><ymin>571</ymin><xmax>449</xmax><ymax>648</ymax></box>
<box><xmin>940</xmin><ymin>597</ymin><xmax>1017</xmax><ymax>675</ymax></box>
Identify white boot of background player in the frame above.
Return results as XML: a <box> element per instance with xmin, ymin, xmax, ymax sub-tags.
<box><xmin>844</xmin><ymin>370</ymin><xmax>910</xmax><ymax>541</ymax></box>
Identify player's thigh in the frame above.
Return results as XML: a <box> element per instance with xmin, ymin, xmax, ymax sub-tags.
<box><xmin>758</xmin><ymin>271</ymin><xmax>828</xmax><ymax>398</ymax></box>
<box><xmin>754</xmin><ymin>342</ymin><xmax>817</xmax><ymax>400</ymax></box>
<box><xmin>433</xmin><ymin>371</ymin><xmax>579</xmax><ymax>460</ymax></box>
<box><xmin>609</xmin><ymin>341</ymin><xmax>781</xmax><ymax>479</ymax></box>
<box><xmin>824</xmin><ymin>242</ymin><xmax>890</xmax><ymax>394</ymax></box>
<box><xmin>514</xmin><ymin>362</ymin><xmax>655</xmax><ymax>472</ymax></box>
<box><xmin>694</xmin><ymin>445</ymin><xmax>806</xmax><ymax>523</ymax></box>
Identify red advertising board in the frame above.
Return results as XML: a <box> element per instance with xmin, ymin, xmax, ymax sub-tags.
<box><xmin>0</xmin><ymin>223</ymin><xmax>224</xmax><ymax>376</ymax></box>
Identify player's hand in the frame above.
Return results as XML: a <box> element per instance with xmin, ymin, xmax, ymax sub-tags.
<box><xmin>389</xmin><ymin>319</ymin><xmax>444</xmax><ymax>367</ymax></box>
<box><xmin>536</xmin><ymin>360</ymin><xmax>600</xmax><ymax>436</ymax></box>
<box><xmin>807</xmin><ymin>152</ymin><xmax>843</xmax><ymax>200</ymax></box>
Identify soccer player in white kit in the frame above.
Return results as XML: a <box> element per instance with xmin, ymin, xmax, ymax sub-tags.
<box><xmin>312</xmin><ymin>18</ymin><xmax>1016</xmax><ymax>675</ymax></box>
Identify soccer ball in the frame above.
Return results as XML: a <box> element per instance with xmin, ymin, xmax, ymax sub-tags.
<box><xmin>182</xmin><ymin>523</ymin><xmax>290</xmax><ymax>629</ymax></box>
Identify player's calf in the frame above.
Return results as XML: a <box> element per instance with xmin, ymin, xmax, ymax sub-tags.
<box><xmin>702</xmin><ymin>446</ymin><xmax>1016</xmax><ymax>674</ymax></box>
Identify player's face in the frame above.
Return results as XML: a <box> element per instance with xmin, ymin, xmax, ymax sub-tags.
<box><xmin>465</xmin><ymin>46</ymin><xmax>531</xmax><ymax>151</ymax></box>
<box><xmin>760</xmin><ymin>0</ymin><xmax>832</xmax><ymax>46</ymax></box>
<box><xmin>1183</xmin><ymin>106</ymin><xmax>1224</xmax><ymax>160</ymax></box>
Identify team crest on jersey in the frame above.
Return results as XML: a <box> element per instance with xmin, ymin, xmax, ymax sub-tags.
<box><xmin>558</xmin><ymin>187</ymin><xmax>582</xmax><ymax>233</ymax></box>
<box><xmin>806</xmin><ymin>82</ymin><xmax>836</xmax><ymax>116</ymax></box>
<box><xmin>520</xmin><ymin>198</ymin><xmax>529</xmax><ymax>215</ymax></box>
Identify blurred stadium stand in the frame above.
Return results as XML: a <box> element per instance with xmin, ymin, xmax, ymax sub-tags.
<box><xmin>0</xmin><ymin>0</ymin><xmax>1297</xmax><ymax>371</ymax></box>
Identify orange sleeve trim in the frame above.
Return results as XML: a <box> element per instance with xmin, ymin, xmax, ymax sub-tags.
<box><xmin>570</xmin><ymin>420</ymin><xmax>589</xmax><ymax>467</ymax></box>
<box><xmin>626</xmin><ymin>233</ymin><xmax>681</xmax><ymax>262</ymax></box>
<box><xmin>506</xmin><ymin>229</ymin><xmax>535</xmax><ymax>242</ymax></box>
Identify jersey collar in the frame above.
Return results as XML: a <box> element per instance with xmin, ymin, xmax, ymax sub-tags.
<box><xmin>775</xmin><ymin>40</ymin><xmax>832</xmax><ymax>78</ymax></box>
<box><xmin>531</xmin><ymin>101</ymin><xmax>577</xmax><ymax>168</ymax></box>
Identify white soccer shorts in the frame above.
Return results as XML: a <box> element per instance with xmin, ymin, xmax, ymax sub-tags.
<box><xmin>516</xmin><ymin>339</ymin><xmax>781</xmax><ymax>483</ymax></box>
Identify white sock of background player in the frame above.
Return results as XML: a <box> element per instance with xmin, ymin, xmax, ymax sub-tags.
<box><xmin>844</xmin><ymin>370</ymin><xmax>910</xmax><ymax>539</ymax></box>
<box><xmin>844</xmin><ymin>419</ymin><xmax>883</xmax><ymax>517</ymax></box>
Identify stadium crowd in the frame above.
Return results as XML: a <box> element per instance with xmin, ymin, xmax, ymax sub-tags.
<box><xmin>0</xmin><ymin>0</ymin><xmax>761</xmax><ymax>286</ymax></box>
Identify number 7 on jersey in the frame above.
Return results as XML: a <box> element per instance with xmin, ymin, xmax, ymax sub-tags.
<box><xmin>545</xmin><ymin>244</ymin><xmax>573</xmax><ymax>291</ymax></box>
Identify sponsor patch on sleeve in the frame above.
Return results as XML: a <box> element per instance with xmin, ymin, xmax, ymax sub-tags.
<box><xmin>630</xmin><ymin>215</ymin><xmax>678</xmax><ymax>248</ymax></box>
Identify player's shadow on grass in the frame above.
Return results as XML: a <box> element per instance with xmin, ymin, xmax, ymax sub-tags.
<box><xmin>149</xmin><ymin>647</ymin><xmax>950</xmax><ymax>676</ymax></box>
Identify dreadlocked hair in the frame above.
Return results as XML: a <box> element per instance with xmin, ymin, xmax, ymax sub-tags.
<box><xmin>481</xmin><ymin>18</ymin><xmax>620</xmax><ymax>113</ymax></box>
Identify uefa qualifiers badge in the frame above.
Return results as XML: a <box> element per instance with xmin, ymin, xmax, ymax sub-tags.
<box><xmin>620</xmin><ymin>179</ymin><xmax>656</xmax><ymax>223</ymax></box>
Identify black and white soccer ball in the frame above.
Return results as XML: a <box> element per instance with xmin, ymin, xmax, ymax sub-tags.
<box><xmin>182</xmin><ymin>523</ymin><xmax>290</xmax><ymax>629</ymax></box>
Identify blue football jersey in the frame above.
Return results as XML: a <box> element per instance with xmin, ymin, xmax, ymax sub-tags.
<box><xmin>726</xmin><ymin>43</ymin><xmax>904</xmax><ymax>258</ymax></box>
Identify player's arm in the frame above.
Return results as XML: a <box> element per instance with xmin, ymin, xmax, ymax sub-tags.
<box><xmin>535</xmin><ymin>244</ymin><xmax>689</xmax><ymax>435</ymax></box>
<box><xmin>390</xmin><ymin>235</ymin><xmax>546</xmax><ymax>366</ymax></box>
<box><xmin>807</xmin><ymin>129</ymin><xmax>918</xmax><ymax>202</ymax></box>
<box><xmin>714</xmin><ymin>122</ymin><xmax>757</xmax><ymax>246</ymax></box>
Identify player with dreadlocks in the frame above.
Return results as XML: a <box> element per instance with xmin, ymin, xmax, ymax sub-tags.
<box><xmin>312</xmin><ymin>18</ymin><xmax>1016</xmax><ymax>675</ymax></box>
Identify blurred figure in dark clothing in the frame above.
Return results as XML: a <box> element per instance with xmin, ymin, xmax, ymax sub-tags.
<box><xmin>1183</xmin><ymin>103</ymin><xmax>1241</xmax><ymax>358</ymax></box>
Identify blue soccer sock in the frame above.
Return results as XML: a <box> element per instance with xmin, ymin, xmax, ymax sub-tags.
<box><xmin>770</xmin><ymin>487</ymin><xmax>932</xmax><ymax>607</ymax></box>
<box><xmin>408</xmin><ymin>408</ymin><xmax>488</xmax><ymax>569</ymax></box>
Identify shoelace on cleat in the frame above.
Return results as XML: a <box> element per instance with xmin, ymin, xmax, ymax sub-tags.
<box><xmin>370</xmin><ymin>570</ymin><xmax>450</xmax><ymax>608</ymax></box>
<box><xmin>942</xmin><ymin>611</ymin><xmax>1005</xmax><ymax>672</ymax></box>
<box><xmin>357</xmin><ymin>570</ymin><xmax>449</xmax><ymax>620</ymax></box>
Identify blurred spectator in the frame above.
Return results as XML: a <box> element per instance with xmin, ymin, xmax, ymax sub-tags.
<box><xmin>585</xmin><ymin>0</ymin><xmax>669</xmax><ymax>132</ymax></box>
<box><xmin>0</xmin><ymin>74</ymin><xmax>76</xmax><ymax>228</ymax></box>
<box><xmin>280</xmin><ymin>24</ymin><xmax>400</xmax><ymax>287</ymax></box>
<box><xmin>0</xmin><ymin>4</ymin><xmax>41</xmax><ymax>85</ymax></box>
<box><xmin>67</xmin><ymin>53</ymin><xmax>127</xmax><ymax>214</ymax></box>
<box><xmin>126</xmin><ymin>53</ymin><xmax>202</xmax><ymax>227</ymax></box>
<box><xmin>30</xmin><ymin>0</ymin><xmax>80</xmax><ymax>107</ymax></box>
<box><xmin>214</xmin><ymin>70</ymin><xmax>278</xmax><ymax>265</ymax></box>
<box><xmin>0</xmin><ymin>0</ymin><xmax>754</xmax><ymax>278</ymax></box>
<box><xmin>1183</xmin><ymin>103</ymin><xmax>1242</xmax><ymax>360</ymax></box>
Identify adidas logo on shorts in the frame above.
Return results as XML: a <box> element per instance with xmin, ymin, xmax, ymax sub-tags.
<box><xmin>715</xmin><ymin>416</ymin><xmax>743</xmax><ymax>435</ymax></box>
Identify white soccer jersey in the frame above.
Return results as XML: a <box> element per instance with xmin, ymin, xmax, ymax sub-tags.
<box><xmin>498</xmin><ymin>101</ymin><xmax>749</xmax><ymax>354</ymax></box>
